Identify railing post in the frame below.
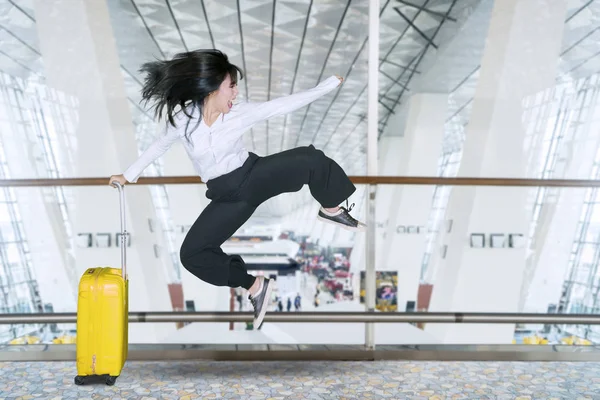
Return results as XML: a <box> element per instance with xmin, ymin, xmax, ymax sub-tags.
<box><xmin>365</xmin><ymin>0</ymin><xmax>380</xmax><ymax>351</ymax></box>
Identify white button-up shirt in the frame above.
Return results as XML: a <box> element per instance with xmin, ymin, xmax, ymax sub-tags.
<box><xmin>123</xmin><ymin>75</ymin><xmax>341</xmax><ymax>183</ymax></box>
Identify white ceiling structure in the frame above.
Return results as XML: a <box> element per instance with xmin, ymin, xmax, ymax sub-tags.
<box><xmin>106</xmin><ymin>0</ymin><xmax>478</xmax><ymax>175</ymax></box>
<box><xmin>0</xmin><ymin>0</ymin><xmax>477</xmax><ymax>176</ymax></box>
<box><xmin>0</xmin><ymin>0</ymin><xmax>598</xmax><ymax>177</ymax></box>
<box><xmin>415</xmin><ymin>0</ymin><xmax>600</xmax><ymax>154</ymax></box>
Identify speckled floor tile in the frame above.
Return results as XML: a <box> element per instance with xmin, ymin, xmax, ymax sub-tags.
<box><xmin>1</xmin><ymin>361</ymin><xmax>599</xmax><ymax>399</ymax></box>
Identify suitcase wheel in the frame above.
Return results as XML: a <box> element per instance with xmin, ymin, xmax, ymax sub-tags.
<box><xmin>74</xmin><ymin>375</ymin><xmax>86</xmax><ymax>386</ymax></box>
<box><xmin>73</xmin><ymin>375</ymin><xmax>118</xmax><ymax>386</ymax></box>
<box><xmin>105</xmin><ymin>375</ymin><xmax>118</xmax><ymax>386</ymax></box>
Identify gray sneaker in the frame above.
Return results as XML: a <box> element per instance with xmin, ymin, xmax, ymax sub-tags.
<box><xmin>317</xmin><ymin>200</ymin><xmax>366</xmax><ymax>232</ymax></box>
<box><xmin>248</xmin><ymin>277</ymin><xmax>273</xmax><ymax>330</ymax></box>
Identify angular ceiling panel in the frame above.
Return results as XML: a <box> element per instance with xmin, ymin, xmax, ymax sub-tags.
<box><xmin>0</xmin><ymin>0</ymin><xmax>500</xmax><ymax>177</ymax></box>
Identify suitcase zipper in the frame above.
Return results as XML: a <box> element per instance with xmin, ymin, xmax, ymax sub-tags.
<box><xmin>91</xmin><ymin>270</ymin><xmax>99</xmax><ymax>375</ymax></box>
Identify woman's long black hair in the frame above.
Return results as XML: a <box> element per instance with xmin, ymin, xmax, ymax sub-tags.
<box><xmin>139</xmin><ymin>49</ymin><xmax>244</xmax><ymax>140</ymax></box>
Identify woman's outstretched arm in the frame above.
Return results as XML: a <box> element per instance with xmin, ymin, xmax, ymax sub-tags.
<box><xmin>119</xmin><ymin>121</ymin><xmax>183</xmax><ymax>183</ymax></box>
<box><xmin>240</xmin><ymin>75</ymin><xmax>342</xmax><ymax>126</ymax></box>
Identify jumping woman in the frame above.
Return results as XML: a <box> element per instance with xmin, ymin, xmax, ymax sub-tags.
<box><xmin>109</xmin><ymin>49</ymin><xmax>366</xmax><ymax>329</ymax></box>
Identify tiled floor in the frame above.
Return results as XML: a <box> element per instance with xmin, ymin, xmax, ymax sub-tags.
<box><xmin>1</xmin><ymin>360</ymin><xmax>599</xmax><ymax>399</ymax></box>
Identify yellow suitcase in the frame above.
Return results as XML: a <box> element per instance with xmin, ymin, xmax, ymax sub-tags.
<box><xmin>74</xmin><ymin>182</ymin><xmax>129</xmax><ymax>386</ymax></box>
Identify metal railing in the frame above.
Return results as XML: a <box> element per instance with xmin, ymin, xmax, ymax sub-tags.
<box><xmin>3</xmin><ymin>174</ymin><xmax>600</xmax><ymax>352</ymax></box>
<box><xmin>2</xmin><ymin>176</ymin><xmax>600</xmax><ymax>187</ymax></box>
<box><xmin>2</xmin><ymin>311</ymin><xmax>600</xmax><ymax>325</ymax></box>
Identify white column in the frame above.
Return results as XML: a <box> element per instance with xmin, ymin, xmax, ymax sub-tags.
<box><xmin>33</xmin><ymin>0</ymin><xmax>175</xmax><ymax>342</ymax></box>
<box><xmin>375</xmin><ymin>136</ymin><xmax>403</xmax><ymax>266</ymax></box>
<box><xmin>0</xmin><ymin>125</ymin><xmax>76</xmax><ymax>313</ymax></box>
<box><xmin>523</xmin><ymin>86</ymin><xmax>600</xmax><ymax>315</ymax></box>
<box><xmin>379</xmin><ymin>93</ymin><xmax>446</xmax><ymax>312</ymax></box>
<box><xmin>350</xmin><ymin>136</ymin><xmax>399</xmax><ymax>287</ymax></box>
<box><xmin>426</xmin><ymin>0</ymin><xmax>567</xmax><ymax>344</ymax></box>
<box><xmin>365</xmin><ymin>0</ymin><xmax>380</xmax><ymax>349</ymax></box>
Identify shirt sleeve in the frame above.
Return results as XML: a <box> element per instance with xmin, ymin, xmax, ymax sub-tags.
<box><xmin>122</xmin><ymin>122</ymin><xmax>182</xmax><ymax>183</ymax></box>
<box><xmin>240</xmin><ymin>75</ymin><xmax>341</xmax><ymax>126</ymax></box>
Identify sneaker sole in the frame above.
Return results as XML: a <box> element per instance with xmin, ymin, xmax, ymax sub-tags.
<box><xmin>255</xmin><ymin>279</ymin><xmax>273</xmax><ymax>330</ymax></box>
<box><xmin>317</xmin><ymin>215</ymin><xmax>366</xmax><ymax>232</ymax></box>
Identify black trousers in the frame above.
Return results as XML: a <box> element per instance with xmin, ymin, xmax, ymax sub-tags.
<box><xmin>179</xmin><ymin>145</ymin><xmax>356</xmax><ymax>289</ymax></box>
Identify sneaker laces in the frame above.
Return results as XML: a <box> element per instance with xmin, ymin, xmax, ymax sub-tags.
<box><xmin>345</xmin><ymin>199</ymin><xmax>355</xmax><ymax>212</ymax></box>
<box><xmin>340</xmin><ymin>199</ymin><xmax>358</xmax><ymax>224</ymax></box>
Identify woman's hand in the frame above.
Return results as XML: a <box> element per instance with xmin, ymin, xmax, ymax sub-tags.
<box><xmin>335</xmin><ymin>75</ymin><xmax>344</xmax><ymax>85</ymax></box>
<box><xmin>109</xmin><ymin>174</ymin><xmax>127</xmax><ymax>187</ymax></box>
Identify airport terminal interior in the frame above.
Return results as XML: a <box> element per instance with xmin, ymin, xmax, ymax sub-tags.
<box><xmin>2</xmin><ymin>0</ymin><xmax>600</xmax><ymax>398</ymax></box>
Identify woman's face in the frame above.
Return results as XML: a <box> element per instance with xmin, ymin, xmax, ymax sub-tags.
<box><xmin>210</xmin><ymin>74</ymin><xmax>239</xmax><ymax>115</ymax></box>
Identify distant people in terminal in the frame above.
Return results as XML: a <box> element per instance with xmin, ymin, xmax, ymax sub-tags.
<box><xmin>295</xmin><ymin>293</ymin><xmax>302</xmax><ymax>311</ymax></box>
<box><xmin>108</xmin><ymin>49</ymin><xmax>365</xmax><ymax>329</ymax></box>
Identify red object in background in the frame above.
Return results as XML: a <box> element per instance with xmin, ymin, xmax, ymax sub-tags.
<box><xmin>324</xmin><ymin>279</ymin><xmax>343</xmax><ymax>292</ymax></box>
<box><xmin>334</xmin><ymin>269</ymin><xmax>349</xmax><ymax>278</ymax></box>
<box><xmin>168</xmin><ymin>283</ymin><xmax>184</xmax><ymax>309</ymax></box>
<box><xmin>416</xmin><ymin>283</ymin><xmax>433</xmax><ymax>330</ymax></box>
<box><xmin>168</xmin><ymin>283</ymin><xmax>185</xmax><ymax>329</ymax></box>
<box><xmin>417</xmin><ymin>283</ymin><xmax>433</xmax><ymax>311</ymax></box>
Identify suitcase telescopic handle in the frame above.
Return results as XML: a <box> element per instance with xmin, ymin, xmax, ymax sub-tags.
<box><xmin>111</xmin><ymin>181</ymin><xmax>127</xmax><ymax>279</ymax></box>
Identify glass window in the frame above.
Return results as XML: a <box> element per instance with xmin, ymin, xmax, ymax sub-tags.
<box><xmin>590</xmin><ymin>203</ymin><xmax>600</xmax><ymax>223</ymax></box>
<box><xmin>0</xmin><ymin>203</ymin><xmax>10</xmax><ymax>222</ymax></box>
